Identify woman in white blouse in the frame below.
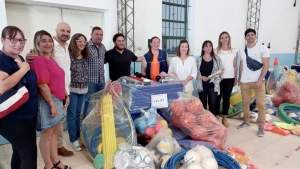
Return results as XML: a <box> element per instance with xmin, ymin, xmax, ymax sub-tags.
<box><xmin>215</xmin><ymin>32</ymin><xmax>238</xmax><ymax>127</ymax></box>
<box><xmin>168</xmin><ymin>40</ymin><xmax>197</xmax><ymax>95</ymax></box>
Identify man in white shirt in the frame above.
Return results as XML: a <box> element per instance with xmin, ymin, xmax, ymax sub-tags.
<box><xmin>26</xmin><ymin>22</ymin><xmax>74</xmax><ymax>156</ymax></box>
<box><xmin>237</xmin><ymin>28</ymin><xmax>270</xmax><ymax>137</ymax></box>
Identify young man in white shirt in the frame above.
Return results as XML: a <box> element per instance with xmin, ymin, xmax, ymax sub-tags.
<box><xmin>237</xmin><ymin>28</ymin><xmax>270</xmax><ymax>137</ymax></box>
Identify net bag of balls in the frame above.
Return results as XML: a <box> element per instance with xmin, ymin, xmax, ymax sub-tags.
<box><xmin>145</xmin><ymin>127</ymin><xmax>182</xmax><ymax>168</ymax></box>
<box><xmin>171</xmin><ymin>93</ymin><xmax>227</xmax><ymax>149</ymax></box>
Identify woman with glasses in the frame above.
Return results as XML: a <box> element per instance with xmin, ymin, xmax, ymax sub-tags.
<box><xmin>67</xmin><ymin>33</ymin><xmax>89</xmax><ymax>151</ymax></box>
<box><xmin>30</xmin><ymin>30</ymin><xmax>70</xmax><ymax>169</ymax></box>
<box><xmin>0</xmin><ymin>26</ymin><xmax>38</xmax><ymax>169</ymax></box>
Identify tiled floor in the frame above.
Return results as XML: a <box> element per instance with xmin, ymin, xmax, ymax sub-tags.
<box><xmin>1</xmin><ymin>118</ymin><xmax>300</xmax><ymax>169</ymax></box>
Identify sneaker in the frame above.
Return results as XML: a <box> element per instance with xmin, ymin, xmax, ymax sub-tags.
<box><xmin>258</xmin><ymin>126</ymin><xmax>265</xmax><ymax>137</ymax></box>
<box><xmin>58</xmin><ymin>147</ymin><xmax>74</xmax><ymax>157</ymax></box>
<box><xmin>237</xmin><ymin>121</ymin><xmax>250</xmax><ymax>129</ymax></box>
<box><xmin>72</xmin><ymin>141</ymin><xmax>82</xmax><ymax>151</ymax></box>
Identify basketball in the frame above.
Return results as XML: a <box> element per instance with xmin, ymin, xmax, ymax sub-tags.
<box><xmin>172</xmin><ymin>116</ymin><xmax>182</xmax><ymax>128</ymax></box>
<box><xmin>190</xmin><ymin>125</ymin><xmax>209</xmax><ymax>141</ymax></box>
<box><xmin>171</xmin><ymin>100</ymin><xmax>186</xmax><ymax>116</ymax></box>
<box><xmin>180</xmin><ymin>112</ymin><xmax>196</xmax><ymax>128</ymax></box>
<box><xmin>186</xmin><ymin>98</ymin><xmax>203</xmax><ymax>113</ymax></box>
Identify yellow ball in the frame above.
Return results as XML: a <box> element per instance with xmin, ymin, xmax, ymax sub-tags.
<box><xmin>159</xmin><ymin>120</ymin><xmax>168</xmax><ymax>127</ymax></box>
<box><xmin>167</xmin><ymin>128</ymin><xmax>172</xmax><ymax>136</ymax></box>
<box><xmin>97</xmin><ymin>143</ymin><xmax>102</xmax><ymax>154</ymax></box>
<box><xmin>265</xmin><ymin>109</ymin><xmax>274</xmax><ymax>114</ymax></box>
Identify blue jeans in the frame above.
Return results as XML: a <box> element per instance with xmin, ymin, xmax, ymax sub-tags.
<box><xmin>86</xmin><ymin>82</ymin><xmax>106</xmax><ymax>99</ymax></box>
<box><xmin>67</xmin><ymin>92</ymin><xmax>85</xmax><ymax>142</ymax></box>
<box><xmin>198</xmin><ymin>87</ymin><xmax>218</xmax><ymax>115</ymax></box>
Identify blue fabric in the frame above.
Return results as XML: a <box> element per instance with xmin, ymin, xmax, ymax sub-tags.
<box><xmin>67</xmin><ymin>92</ymin><xmax>84</xmax><ymax>142</ymax></box>
<box><xmin>144</xmin><ymin>49</ymin><xmax>168</xmax><ymax>79</ymax></box>
<box><xmin>87</xmin><ymin>40</ymin><xmax>106</xmax><ymax>84</ymax></box>
<box><xmin>37</xmin><ymin>95</ymin><xmax>65</xmax><ymax>131</ymax></box>
<box><xmin>85</xmin><ymin>82</ymin><xmax>105</xmax><ymax>99</ymax></box>
<box><xmin>0</xmin><ymin>51</ymin><xmax>38</xmax><ymax>119</ymax></box>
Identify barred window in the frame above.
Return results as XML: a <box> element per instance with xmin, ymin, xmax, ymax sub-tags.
<box><xmin>162</xmin><ymin>0</ymin><xmax>188</xmax><ymax>54</ymax></box>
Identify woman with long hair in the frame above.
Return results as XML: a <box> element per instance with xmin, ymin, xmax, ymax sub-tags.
<box><xmin>215</xmin><ymin>32</ymin><xmax>238</xmax><ymax>127</ymax></box>
<box><xmin>67</xmin><ymin>33</ymin><xmax>90</xmax><ymax>151</ymax></box>
<box><xmin>142</xmin><ymin>36</ymin><xmax>169</xmax><ymax>80</ymax></box>
<box><xmin>30</xmin><ymin>30</ymin><xmax>70</xmax><ymax>169</ymax></box>
<box><xmin>168</xmin><ymin>40</ymin><xmax>197</xmax><ymax>94</ymax></box>
<box><xmin>195</xmin><ymin>40</ymin><xmax>223</xmax><ymax>116</ymax></box>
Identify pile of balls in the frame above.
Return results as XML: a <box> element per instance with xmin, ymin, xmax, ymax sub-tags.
<box><xmin>134</xmin><ymin>118</ymin><xmax>172</xmax><ymax>137</ymax></box>
<box><xmin>171</xmin><ymin>97</ymin><xmax>227</xmax><ymax>149</ymax></box>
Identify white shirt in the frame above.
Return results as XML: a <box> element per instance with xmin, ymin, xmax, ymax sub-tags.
<box><xmin>239</xmin><ymin>44</ymin><xmax>270</xmax><ymax>83</ymax></box>
<box><xmin>216</xmin><ymin>48</ymin><xmax>237</xmax><ymax>78</ymax></box>
<box><xmin>53</xmin><ymin>39</ymin><xmax>71</xmax><ymax>94</ymax></box>
<box><xmin>168</xmin><ymin>56</ymin><xmax>197</xmax><ymax>92</ymax></box>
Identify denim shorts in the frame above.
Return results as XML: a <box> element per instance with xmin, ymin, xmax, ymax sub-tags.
<box><xmin>36</xmin><ymin>95</ymin><xmax>65</xmax><ymax>131</ymax></box>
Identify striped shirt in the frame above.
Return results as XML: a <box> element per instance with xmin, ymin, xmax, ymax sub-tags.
<box><xmin>87</xmin><ymin>39</ymin><xmax>106</xmax><ymax>84</ymax></box>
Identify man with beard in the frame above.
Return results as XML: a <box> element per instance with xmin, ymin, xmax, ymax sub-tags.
<box><xmin>237</xmin><ymin>28</ymin><xmax>270</xmax><ymax>137</ymax></box>
<box><xmin>26</xmin><ymin>22</ymin><xmax>74</xmax><ymax>156</ymax></box>
<box><xmin>85</xmin><ymin>27</ymin><xmax>106</xmax><ymax>98</ymax></box>
<box><xmin>105</xmin><ymin>33</ymin><xmax>143</xmax><ymax>81</ymax></box>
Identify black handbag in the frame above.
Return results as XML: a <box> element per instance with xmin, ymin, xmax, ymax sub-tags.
<box><xmin>245</xmin><ymin>46</ymin><xmax>263</xmax><ymax>71</ymax></box>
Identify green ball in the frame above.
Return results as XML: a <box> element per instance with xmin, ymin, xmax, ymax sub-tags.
<box><xmin>94</xmin><ymin>154</ymin><xmax>105</xmax><ymax>169</ymax></box>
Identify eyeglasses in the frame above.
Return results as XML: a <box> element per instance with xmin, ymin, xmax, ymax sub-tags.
<box><xmin>76</xmin><ymin>40</ymin><xmax>87</xmax><ymax>44</ymax></box>
<box><xmin>6</xmin><ymin>38</ymin><xmax>27</xmax><ymax>44</ymax></box>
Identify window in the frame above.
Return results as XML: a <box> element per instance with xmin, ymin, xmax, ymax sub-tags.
<box><xmin>162</xmin><ymin>0</ymin><xmax>188</xmax><ymax>54</ymax></box>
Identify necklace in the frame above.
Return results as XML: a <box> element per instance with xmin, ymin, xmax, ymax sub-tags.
<box><xmin>203</xmin><ymin>56</ymin><xmax>212</xmax><ymax>62</ymax></box>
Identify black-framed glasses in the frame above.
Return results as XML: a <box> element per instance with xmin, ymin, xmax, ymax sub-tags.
<box><xmin>75</xmin><ymin>40</ymin><xmax>87</xmax><ymax>44</ymax></box>
<box><xmin>6</xmin><ymin>38</ymin><xmax>27</xmax><ymax>44</ymax></box>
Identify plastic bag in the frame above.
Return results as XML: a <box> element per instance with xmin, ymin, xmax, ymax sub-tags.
<box><xmin>272</xmin><ymin>80</ymin><xmax>300</xmax><ymax>107</ymax></box>
<box><xmin>170</xmin><ymin>93</ymin><xmax>227</xmax><ymax>149</ymax></box>
<box><xmin>145</xmin><ymin>127</ymin><xmax>181</xmax><ymax>168</ymax></box>
<box><xmin>81</xmin><ymin>81</ymin><xmax>137</xmax><ymax>168</ymax></box>
<box><xmin>225</xmin><ymin>146</ymin><xmax>249</xmax><ymax>164</ymax></box>
<box><xmin>114</xmin><ymin>142</ymin><xmax>155</xmax><ymax>169</ymax></box>
<box><xmin>134</xmin><ymin>107</ymin><xmax>169</xmax><ymax>136</ymax></box>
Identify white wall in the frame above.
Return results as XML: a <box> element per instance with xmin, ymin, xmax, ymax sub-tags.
<box><xmin>0</xmin><ymin>0</ymin><xmax>7</xmax><ymax>49</ymax></box>
<box><xmin>188</xmin><ymin>0</ymin><xmax>248</xmax><ymax>56</ymax></box>
<box><xmin>259</xmin><ymin>0</ymin><xmax>300</xmax><ymax>54</ymax></box>
<box><xmin>134</xmin><ymin>0</ymin><xmax>162</xmax><ymax>56</ymax></box>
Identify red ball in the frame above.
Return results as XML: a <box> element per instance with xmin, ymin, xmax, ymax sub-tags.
<box><xmin>171</xmin><ymin>100</ymin><xmax>186</xmax><ymax>116</ymax></box>
<box><xmin>190</xmin><ymin>125</ymin><xmax>209</xmax><ymax>141</ymax></box>
<box><xmin>154</xmin><ymin>123</ymin><xmax>163</xmax><ymax>133</ymax></box>
<box><xmin>186</xmin><ymin>98</ymin><xmax>203</xmax><ymax>113</ymax></box>
<box><xmin>179</xmin><ymin>112</ymin><xmax>196</xmax><ymax>128</ymax></box>
<box><xmin>172</xmin><ymin>116</ymin><xmax>181</xmax><ymax>128</ymax></box>
<box><xmin>145</xmin><ymin>127</ymin><xmax>156</xmax><ymax>137</ymax></box>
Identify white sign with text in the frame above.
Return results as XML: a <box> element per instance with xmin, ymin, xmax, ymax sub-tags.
<box><xmin>151</xmin><ymin>94</ymin><xmax>168</xmax><ymax>108</ymax></box>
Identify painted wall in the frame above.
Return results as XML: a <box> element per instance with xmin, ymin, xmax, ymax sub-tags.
<box><xmin>0</xmin><ymin>0</ymin><xmax>7</xmax><ymax>49</ymax></box>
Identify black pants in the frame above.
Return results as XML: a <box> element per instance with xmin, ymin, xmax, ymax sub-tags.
<box><xmin>0</xmin><ymin>116</ymin><xmax>37</xmax><ymax>169</ymax></box>
<box><xmin>216</xmin><ymin>78</ymin><xmax>235</xmax><ymax>115</ymax></box>
<box><xmin>198</xmin><ymin>87</ymin><xmax>218</xmax><ymax>115</ymax></box>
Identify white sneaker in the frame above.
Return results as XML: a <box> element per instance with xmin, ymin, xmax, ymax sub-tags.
<box><xmin>72</xmin><ymin>141</ymin><xmax>82</xmax><ymax>151</ymax></box>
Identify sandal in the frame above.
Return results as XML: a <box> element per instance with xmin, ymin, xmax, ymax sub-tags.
<box><xmin>53</xmin><ymin>160</ymin><xmax>71</xmax><ymax>169</ymax></box>
<box><xmin>222</xmin><ymin>118</ymin><xmax>229</xmax><ymax>128</ymax></box>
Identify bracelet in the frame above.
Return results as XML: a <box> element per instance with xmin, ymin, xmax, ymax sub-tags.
<box><xmin>49</xmin><ymin>101</ymin><xmax>54</xmax><ymax>105</ymax></box>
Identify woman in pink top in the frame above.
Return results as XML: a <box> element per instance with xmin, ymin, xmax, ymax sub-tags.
<box><xmin>30</xmin><ymin>30</ymin><xmax>71</xmax><ymax>169</ymax></box>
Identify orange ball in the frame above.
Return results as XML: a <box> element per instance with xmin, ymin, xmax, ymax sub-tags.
<box><xmin>190</xmin><ymin>125</ymin><xmax>209</xmax><ymax>141</ymax></box>
<box><xmin>186</xmin><ymin>98</ymin><xmax>203</xmax><ymax>113</ymax></box>
<box><xmin>172</xmin><ymin>116</ymin><xmax>181</xmax><ymax>128</ymax></box>
<box><xmin>171</xmin><ymin>100</ymin><xmax>186</xmax><ymax>116</ymax></box>
<box><xmin>179</xmin><ymin>112</ymin><xmax>196</xmax><ymax>128</ymax></box>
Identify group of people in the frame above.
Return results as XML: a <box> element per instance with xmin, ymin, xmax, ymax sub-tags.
<box><xmin>0</xmin><ymin>21</ymin><xmax>269</xmax><ymax>169</ymax></box>
<box><xmin>143</xmin><ymin>29</ymin><xmax>269</xmax><ymax>136</ymax></box>
<box><xmin>0</xmin><ymin>22</ymin><xmax>143</xmax><ymax>169</ymax></box>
